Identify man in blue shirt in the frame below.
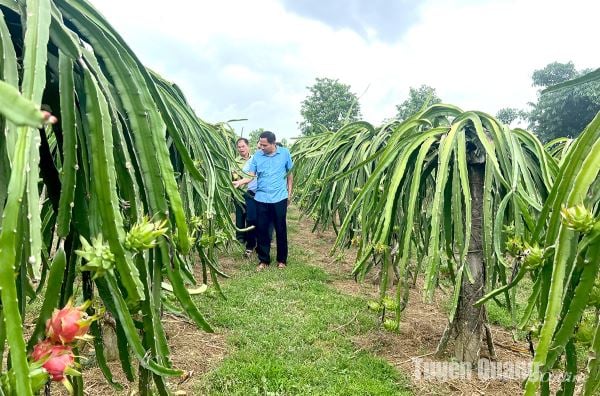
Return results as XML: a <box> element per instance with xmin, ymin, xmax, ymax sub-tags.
<box><xmin>233</xmin><ymin>131</ymin><xmax>293</xmax><ymax>270</ymax></box>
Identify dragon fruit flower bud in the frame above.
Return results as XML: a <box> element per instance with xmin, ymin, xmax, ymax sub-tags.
<box><xmin>561</xmin><ymin>204</ymin><xmax>595</xmax><ymax>234</ymax></box>
<box><xmin>76</xmin><ymin>235</ymin><xmax>115</xmax><ymax>279</ymax></box>
<box><xmin>523</xmin><ymin>243</ymin><xmax>545</xmax><ymax>270</ymax></box>
<box><xmin>124</xmin><ymin>216</ymin><xmax>168</xmax><ymax>252</ymax></box>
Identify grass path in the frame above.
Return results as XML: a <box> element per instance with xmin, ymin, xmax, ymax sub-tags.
<box><xmin>74</xmin><ymin>206</ymin><xmax>531</xmax><ymax>395</ymax></box>
<box><xmin>77</xmin><ymin>206</ymin><xmax>529</xmax><ymax>395</ymax></box>
<box><xmin>193</xmin><ymin>208</ymin><xmax>412</xmax><ymax>395</ymax></box>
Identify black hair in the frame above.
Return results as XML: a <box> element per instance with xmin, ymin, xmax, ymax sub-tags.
<box><xmin>259</xmin><ymin>131</ymin><xmax>276</xmax><ymax>144</ymax></box>
<box><xmin>236</xmin><ymin>137</ymin><xmax>249</xmax><ymax>145</ymax></box>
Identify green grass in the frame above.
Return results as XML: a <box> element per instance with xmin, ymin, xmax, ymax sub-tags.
<box><xmin>194</xmin><ymin>248</ymin><xmax>412</xmax><ymax>395</ymax></box>
<box><xmin>485</xmin><ymin>276</ymin><xmax>534</xmax><ymax>339</ymax></box>
<box><xmin>438</xmin><ymin>267</ymin><xmax>533</xmax><ymax>340</ymax></box>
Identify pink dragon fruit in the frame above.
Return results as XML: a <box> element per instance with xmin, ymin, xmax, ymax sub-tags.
<box><xmin>41</xmin><ymin>345</ymin><xmax>76</xmax><ymax>381</ymax></box>
<box><xmin>45</xmin><ymin>299</ymin><xmax>95</xmax><ymax>344</ymax></box>
<box><xmin>31</xmin><ymin>338</ymin><xmax>54</xmax><ymax>361</ymax></box>
<box><xmin>31</xmin><ymin>343</ymin><xmax>78</xmax><ymax>382</ymax></box>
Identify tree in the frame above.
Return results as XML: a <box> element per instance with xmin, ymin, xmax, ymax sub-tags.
<box><xmin>299</xmin><ymin>77</ymin><xmax>361</xmax><ymax>136</ymax></box>
<box><xmin>293</xmin><ymin>105</ymin><xmax>553</xmax><ymax>364</ymax></box>
<box><xmin>528</xmin><ymin>62</ymin><xmax>600</xmax><ymax>141</ymax></box>
<box><xmin>246</xmin><ymin>128</ymin><xmax>288</xmax><ymax>148</ymax></box>
<box><xmin>395</xmin><ymin>85</ymin><xmax>442</xmax><ymax>121</ymax></box>
<box><xmin>495</xmin><ymin>107</ymin><xmax>527</xmax><ymax>125</ymax></box>
<box><xmin>532</xmin><ymin>61</ymin><xmax>578</xmax><ymax>87</ymax></box>
<box><xmin>247</xmin><ymin>127</ymin><xmax>264</xmax><ymax>148</ymax></box>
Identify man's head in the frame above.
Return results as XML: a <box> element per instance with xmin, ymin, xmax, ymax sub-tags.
<box><xmin>236</xmin><ymin>137</ymin><xmax>250</xmax><ymax>158</ymax></box>
<box><xmin>259</xmin><ymin>131</ymin><xmax>277</xmax><ymax>154</ymax></box>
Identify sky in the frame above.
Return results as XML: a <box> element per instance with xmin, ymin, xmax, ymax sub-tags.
<box><xmin>90</xmin><ymin>0</ymin><xmax>598</xmax><ymax>141</ymax></box>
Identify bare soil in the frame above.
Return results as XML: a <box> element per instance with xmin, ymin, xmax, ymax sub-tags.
<box><xmin>60</xmin><ymin>209</ymin><xmax>533</xmax><ymax>395</ymax></box>
<box><xmin>50</xmin><ymin>318</ymin><xmax>226</xmax><ymax>395</ymax></box>
<box><xmin>289</xmin><ymin>211</ymin><xmax>532</xmax><ymax>396</ymax></box>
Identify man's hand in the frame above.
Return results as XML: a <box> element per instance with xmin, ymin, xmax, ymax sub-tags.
<box><xmin>41</xmin><ymin>110</ymin><xmax>58</xmax><ymax>125</ymax></box>
<box><xmin>286</xmin><ymin>173</ymin><xmax>293</xmax><ymax>207</ymax></box>
<box><xmin>234</xmin><ymin>174</ymin><xmax>254</xmax><ymax>189</ymax></box>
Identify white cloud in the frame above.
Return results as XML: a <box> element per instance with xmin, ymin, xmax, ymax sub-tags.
<box><xmin>221</xmin><ymin>64</ymin><xmax>265</xmax><ymax>85</ymax></box>
<box><xmin>89</xmin><ymin>0</ymin><xmax>598</xmax><ymax>140</ymax></box>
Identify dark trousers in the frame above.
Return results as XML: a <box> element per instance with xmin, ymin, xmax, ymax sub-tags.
<box><xmin>244</xmin><ymin>192</ymin><xmax>257</xmax><ymax>250</ymax></box>
<box><xmin>235</xmin><ymin>191</ymin><xmax>259</xmax><ymax>250</ymax></box>
<box><xmin>256</xmin><ymin>199</ymin><xmax>288</xmax><ymax>264</ymax></box>
<box><xmin>234</xmin><ymin>199</ymin><xmax>247</xmax><ymax>244</ymax></box>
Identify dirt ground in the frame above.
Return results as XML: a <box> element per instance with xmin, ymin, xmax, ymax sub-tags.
<box><xmin>70</xmin><ymin>210</ymin><xmax>533</xmax><ymax>395</ymax></box>
<box><xmin>289</xmin><ymin>212</ymin><xmax>533</xmax><ymax>396</ymax></box>
<box><xmin>49</xmin><ymin>318</ymin><xmax>226</xmax><ymax>395</ymax></box>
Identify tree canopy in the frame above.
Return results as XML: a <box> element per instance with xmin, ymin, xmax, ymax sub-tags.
<box><xmin>299</xmin><ymin>77</ymin><xmax>361</xmax><ymax>136</ymax></box>
<box><xmin>495</xmin><ymin>107</ymin><xmax>527</xmax><ymax>126</ymax></box>
<box><xmin>528</xmin><ymin>62</ymin><xmax>600</xmax><ymax>141</ymax></box>
<box><xmin>395</xmin><ymin>85</ymin><xmax>442</xmax><ymax>121</ymax></box>
<box><xmin>532</xmin><ymin>62</ymin><xmax>579</xmax><ymax>87</ymax></box>
<box><xmin>247</xmin><ymin>127</ymin><xmax>264</xmax><ymax>148</ymax></box>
